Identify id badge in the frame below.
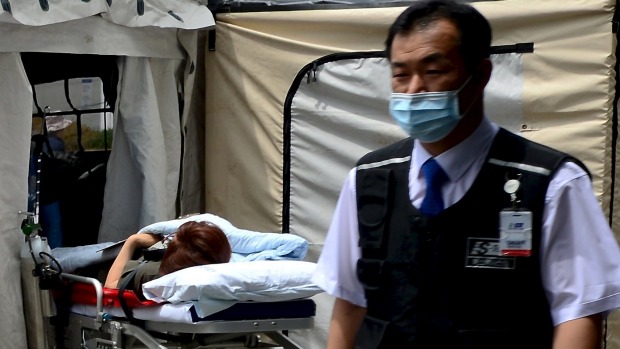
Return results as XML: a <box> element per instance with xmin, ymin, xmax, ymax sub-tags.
<box><xmin>499</xmin><ymin>210</ymin><xmax>532</xmax><ymax>257</ymax></box>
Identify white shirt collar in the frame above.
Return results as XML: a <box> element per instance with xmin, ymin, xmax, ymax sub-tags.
<box><xmin>413</xmin><ymin>117</ymin><xmax>499</xmax><ymax>182</ymax></box>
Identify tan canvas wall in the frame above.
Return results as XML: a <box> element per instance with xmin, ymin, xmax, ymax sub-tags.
<box><xmin>485</xmin><ymin>0</ymin><xmax>616</xmax><ymax>215</ymax></box>
<box><xmin>205</xmin><ymin>7</ymin><xmax>405</xmax><ymax>231</ymax></box>
<box><xmin>205</xmin><ymin>0</ymin><xmax>615</xmax><ymax>236</ymax></box>
<box><xmin>205</xmin><ymin>0</ymin><xmax>618</xmax><ymax>347</ymax></box>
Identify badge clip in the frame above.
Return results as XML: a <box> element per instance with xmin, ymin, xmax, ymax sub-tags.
<box><xmin>500</xmin><ymin>173</ymin><xmax>532</xmax><ymax>257</ymax></box>
<box><xmin>503</xmin><ymin>173</ymin><xmax>521</xmax><ymax>209</ymax></box>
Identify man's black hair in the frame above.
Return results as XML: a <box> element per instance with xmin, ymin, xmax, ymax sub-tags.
<box><xmin>385</xmin><ymin>0</ymin><xmax>492</xmax><ymax>72</ymax></box>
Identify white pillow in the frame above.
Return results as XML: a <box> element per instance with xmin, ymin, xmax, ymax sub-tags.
<box><xmin>142</xmin><ymin>260</ymin><xmax>323</xmax><ymax>303</ymax></box>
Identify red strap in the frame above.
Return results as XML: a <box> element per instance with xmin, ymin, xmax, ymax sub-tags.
<box><xmin>69</xmin><ymin>282</ymin><xmax>159</xmax><ymax>308</ymax></box>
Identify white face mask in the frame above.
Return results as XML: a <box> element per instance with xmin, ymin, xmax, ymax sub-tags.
<box><xmin>389</xmin><ymin>76</ymin><xmax>472</xmax><ymax>142</ymax></box>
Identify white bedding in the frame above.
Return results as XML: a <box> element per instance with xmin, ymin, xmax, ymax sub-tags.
<box><xmin>143</xmin><ymin>260</ymin><xmax>323</xmax><ymax>318</ymax></box>
<box><xmin>71</xmin><ymin>302</ymin><xmax>197</xmax><ymax>323</ymax></box>
<box><xmin>67</xmin><ymin>260</ymin><xmax>322</xmax><ymax>320</ymax></box>
<box><xmin>138</xmin><ymin>213</ymin><xmax>309</xmax><ymax>262</ymax></box>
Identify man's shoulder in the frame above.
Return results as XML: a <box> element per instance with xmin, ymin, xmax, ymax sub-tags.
<box><xmin>357</xmin><ymin>137</ymin><xmax>414</xmax><ymax>167</ymax></box>
<box><xmin>492</xmin><ymin>128</ymin><xmax>589</xmax><ymax>176</ymax></box>
<box><xmin>494</xmin><ymin>128</ymin><xmax>564</xmax><ymax>156</ymax></box>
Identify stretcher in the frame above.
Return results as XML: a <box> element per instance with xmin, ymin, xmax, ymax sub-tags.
<box><xmin>51</xmin><ymin>273</ymin><xmax>315</xmax><ymax>349</ymax></box>
<box><xmin>21</xmin><ymin>231</ymin><xmax>320</xmax><ymax>349</ymax></box>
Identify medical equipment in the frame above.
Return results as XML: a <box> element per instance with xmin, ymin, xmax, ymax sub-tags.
<box><xmin>21</xmin><ymin>222</ymin><xmax>320</xmax><ymax>349</ymax></box>
<box><xmin>20</xmin><ymin>232</ymin><xmax>57</xmax><ymax>349</ymax></box>
<box><xmin>21</xmin><ymin>119</ymin><xmax>62</xmax><ymax>349</ymax></box>
<box><xmin>49</xmin><ymin>273</ymin><xmax>316</xmax><ymax>349</ymax></box>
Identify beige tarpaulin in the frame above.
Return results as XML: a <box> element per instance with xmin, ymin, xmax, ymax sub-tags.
<box><xmin>205</xmin><ymin>0</ymin><xmax>617</xmax><ymax>347</ymax></box>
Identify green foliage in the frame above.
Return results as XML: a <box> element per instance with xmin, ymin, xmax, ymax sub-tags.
<box><xmin>84</xmin><ymin>128</ymin><xmax>114</xmax><ymax>150</ymax></box>
<box><xmin>63</xmin><ymin>124</ymin><xmax>113</xmax><ymax>152</ymax></box>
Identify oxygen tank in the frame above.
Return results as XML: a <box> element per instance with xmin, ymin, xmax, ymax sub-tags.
<box><xmin>20</xmin><ymin>235</ymin><xmax>53</xmax><ymax>349</ymax></box>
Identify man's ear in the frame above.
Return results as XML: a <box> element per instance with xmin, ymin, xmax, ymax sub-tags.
<box><xmin>475</xmin><ymin>58</ymin><xmax>493</xmax><ymax>89</ymax></box>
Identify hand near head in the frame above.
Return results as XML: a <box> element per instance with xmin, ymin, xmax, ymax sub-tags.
<box><xmin>127</xmin><ymin>232</ymin><xmax>161</xmax><ymax>249</ymax></box>
<box><xmin>104</xmin><ymin>233</ymin><xmax>162</xmax><ymax>288</ymax></box>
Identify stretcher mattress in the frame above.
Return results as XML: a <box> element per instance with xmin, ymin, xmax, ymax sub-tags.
<box><xmin>71</xmin><ymin>299</ymin><xmax>316</xmax><ymax>324</ymax></box>
<box><xmin>67</xmin><ymin>282</ymin><xmax>316</xmax><ymax>324</ymax></box>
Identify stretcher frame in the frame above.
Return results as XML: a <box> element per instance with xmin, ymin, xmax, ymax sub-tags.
<box><xmin>46</xmin><ymin>273</ymin><xmax>315</xmax><ymax>349</ymax></box>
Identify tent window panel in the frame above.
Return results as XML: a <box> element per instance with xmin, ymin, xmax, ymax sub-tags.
<box><xmin>31</xmin><ymin>77</ymin><xmax>114</xmax><ymax>154</ymax></box>
<box><xmin>484</xmin><ymin>52</ymin><xmax>526</xmax><ymax>134</ymax></box>
<box><xmin>287</xmin><ymin>56</ymin><xmax>402</xmax><ymax>255</ymax></box>
<box><xmin>23</xmin><ymin>53</ymin><xmax>119</xmax><ymax>248</ymax></box>
<box><xmin>285</xmin><ymin>50</ymin><xmax>527</xmax><ymax>249</ymax></box>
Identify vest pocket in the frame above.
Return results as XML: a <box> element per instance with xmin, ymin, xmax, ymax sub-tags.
<box><xmin>357</xmin><ymin>168</ymin><xmax>393</xmax><ymax>250</ymax></box>
<box><xmin>356</xmin><ymin>258</ymin><xmax>384</xmax><ymax>290</ymax></box>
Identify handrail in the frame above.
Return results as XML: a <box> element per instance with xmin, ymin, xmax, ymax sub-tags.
<box><xmin>60</xmin><ymin>273</ymin><xmax>105</xmax><ymax>323</ymax></box>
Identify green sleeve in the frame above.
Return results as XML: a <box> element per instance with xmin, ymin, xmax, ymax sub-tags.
<box><xmin>118</xmin><ymin>260</ymin><xmax>162</xmax><ymax>301</ymax></box>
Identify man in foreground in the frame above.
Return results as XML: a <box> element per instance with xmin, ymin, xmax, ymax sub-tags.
<box><xmin>312</xmin><ymin>1</ymin><xmax>620</xmax><ymax>348</ymax></box>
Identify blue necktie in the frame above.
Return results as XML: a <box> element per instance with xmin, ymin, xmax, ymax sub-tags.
<box><xmin>420</xmin><ymin>158</ymin><xmax>448</xmax><ymax>217</ymax></box>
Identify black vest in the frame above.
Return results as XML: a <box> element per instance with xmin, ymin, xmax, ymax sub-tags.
<box><xmin>355</xmin><ymin>128</ymin><xmax>588</xmax><ymax>349</ymax></box>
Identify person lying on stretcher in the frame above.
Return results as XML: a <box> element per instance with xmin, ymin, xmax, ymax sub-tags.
<box><xmin>104</xmin><ymin>221</ymin><xmax>232</xmax><ymax>300</ymax></box>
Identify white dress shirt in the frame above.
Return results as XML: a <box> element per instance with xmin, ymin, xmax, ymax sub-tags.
<box><xmin>312</xmin><ymin>117</ymin><xmax>620</xmax><ymax>325</ymax></box>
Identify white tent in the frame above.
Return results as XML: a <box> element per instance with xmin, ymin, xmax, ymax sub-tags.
<box><xmin>2</xmin><ymin>0</ymin><xmax>620</xmax><ymax>348</ymax></box>
<box><xmin>0</xmin><ymin>1</ymin><xmax>214</xmax><ymax>347</ymax></box>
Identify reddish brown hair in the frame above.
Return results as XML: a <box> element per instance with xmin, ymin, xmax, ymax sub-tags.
<box><xmin>158</xmin><ymin>221</ymin><xmax>232</xmax><ymax>275</ymax></box>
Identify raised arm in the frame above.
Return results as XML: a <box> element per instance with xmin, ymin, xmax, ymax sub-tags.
<box><xmin>104</xmin><ymin>233</ymin><xmax>162</xmax><ymax>288</ymax></box>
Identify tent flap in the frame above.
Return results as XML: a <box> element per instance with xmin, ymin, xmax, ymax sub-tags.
<box><xmin>0</xmin><ymin>0</ymin><xmax>215</xmax><ymax>29</ymax></box>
